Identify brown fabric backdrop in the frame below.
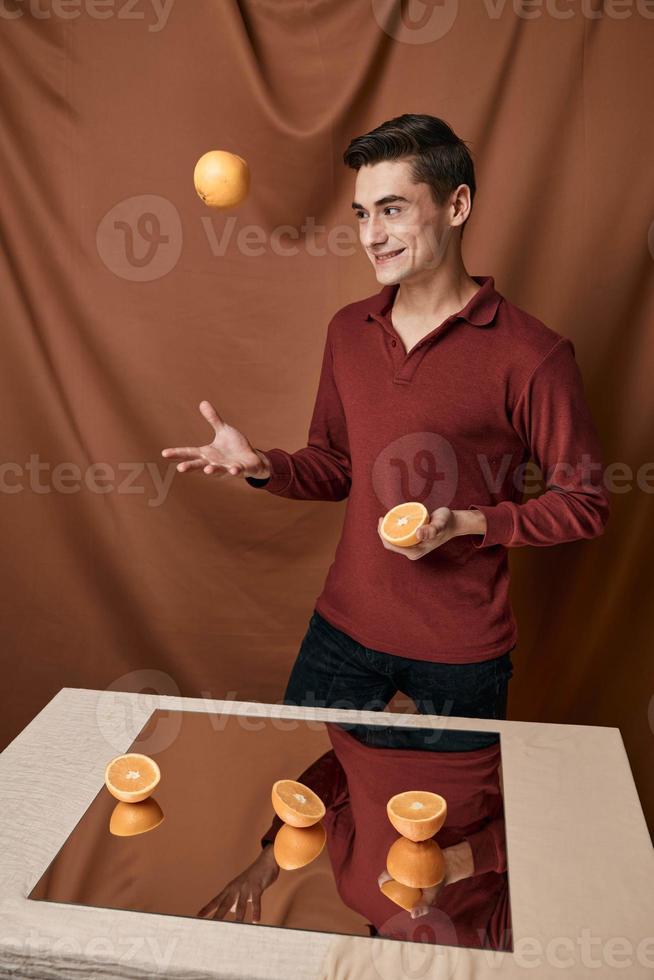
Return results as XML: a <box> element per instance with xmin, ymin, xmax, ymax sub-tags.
<box><xmin>1</xmin><ymin>1</ymin><xmax>652</xmax><ymax>834</ymax></box>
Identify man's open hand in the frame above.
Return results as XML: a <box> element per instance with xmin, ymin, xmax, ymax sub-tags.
<box><xmin>197</xmin><ymin>845</ymin><xmax>279</xmax><ymax>923</ymax></box>
<box><xmin>378</xmin><ymin>506</ymin><xmax>461</xmax><ymax>560</ymax></box>
<box><xmin>161</xmin><ymin>400</ymin><xmax>270</xmax><ymax>480</ymax></box>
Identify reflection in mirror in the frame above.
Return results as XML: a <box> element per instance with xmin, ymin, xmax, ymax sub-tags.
<box><xmin>29</xmin><ymin>710</ymin><xmax>512</xmax><ymax>951</ymax></box>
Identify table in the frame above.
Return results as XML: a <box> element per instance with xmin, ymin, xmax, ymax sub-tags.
<box><xmin>1</xmin><ymin>688</ymin><xmax>652</xmax><ymax>979</ymax></box>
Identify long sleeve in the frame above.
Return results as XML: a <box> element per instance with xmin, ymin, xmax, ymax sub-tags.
<box><xmin>245</xmin><ymin>320</ymin><xmax>351</xmax><ymax>501</ymax></box>
<box><xmin>465</xmin><ymin>817</ymin><xmax>507</xmax><ymax>876</ymax></box>
<box><xmin>260</xmin><ymin>749</ymin><xmax>347</xmax><ymax>848</ymax></box>
<box><xmin>469</xmin><ymin>338</ymin><xmax>610</xmax><ymax>548</ymax></box>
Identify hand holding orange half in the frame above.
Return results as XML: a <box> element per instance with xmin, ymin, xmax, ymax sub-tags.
<box><xmin>378</xmin><ymin>503</ymin><xmax>459</xmax><ymax>559</ymax></box>
<box><xmin>379</xmin><ymin>502</ymin><xmax>429</xmax><ymax>547</ymax></box>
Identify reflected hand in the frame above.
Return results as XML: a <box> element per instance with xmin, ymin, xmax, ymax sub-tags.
<box><xmin>161</xmin><ymin>400</ymin><xmax>271</xmax><ymax>479</ymax></box>
<box><xmin>377</xmin><ymin>507</ymin><xmax>459</xmax><ymax>560</ymax></box>
<box><xmin>377</xmin><ymin>839</ymin><xmax>475</xmax><ymax>919</ymax></box>
<box><xmin>410</xmin><ymin>840</ymin><xmax>475</xmax><ymax>918</ymax></box>
<box><xmin>197</xmin><ymin>845</ymin><xmax>279</xmax><ymax>923</ymax></box>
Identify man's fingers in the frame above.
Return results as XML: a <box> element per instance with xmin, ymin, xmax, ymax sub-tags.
<box><xmin>417</xmin><ymin>523</ymin><xmax>445</xmax><ymax>542</ymax></box>
<box><xmin>234</xmin><ymin>886</ymin><xmax>249</xmax><ymax>922</ymax></box>
<box><xmin>197</xmin><ymin>894</ymin><xmax>220</xmax><ymax>918</ymax></box>
<box><xmin>214</xmin><ymin>891</ymin><xmax>237</xmax><ymax>920</ymax></box>
<box><xmin>177</xmin><ymin>459</ymin><xmax>205</xmax><ymax>473</ymax></box>
<box><xmin>199</xmin><ymin>400</ymin><xmax>225</xmax><ymax>431</ymax></box>
<box><xmin>251</xmin><ymin>888</ymin><xmax>262</xmax><ymax>924</ymax></box>
<box><xmin>162</xmin><ymin>447</ymin><xmax>201</xmax><ymax>460</ymax></box>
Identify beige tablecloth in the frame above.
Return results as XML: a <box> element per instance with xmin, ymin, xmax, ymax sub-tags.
<box><xmin>0</xmin><ymin>688</ymin><xmax>652</xmax><ymax>979</ymax></box>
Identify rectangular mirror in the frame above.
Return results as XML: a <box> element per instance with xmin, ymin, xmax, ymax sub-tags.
<box><xmin>29</xmin><ymin>710</ymin><xmax>512</xmax><ymax>952</ymax></box>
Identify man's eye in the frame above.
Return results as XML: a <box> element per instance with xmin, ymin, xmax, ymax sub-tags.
<box><xmin>385</xmin><ymin>207</ymin><xmax>400</xmax><ymax>215</ymax></box>
<box><xmin>355</xmin><ymin>211</ymin><xmax>366</xmax><ymax>220</ymax></box>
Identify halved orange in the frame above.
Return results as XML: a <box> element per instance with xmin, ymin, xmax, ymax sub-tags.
<box><xmin>109</xmin><ymin>798</ymin><xmax>164</xmax><ymax>837</ymax></box>
<box><xmin>104</xmin><ymin>753</ymin><xmax>161</xmax><ymax>803</ymax></box>
<box><xmin>380</xmin><ymin>502</ymin><xmax>429</xmax><ymax>548</ymax></box>
<box><xmin>271</xmin><ymin>779</ymin><xmax>326</xmax><ymax>828</ymax></box>
<box><xmin>387</xmin><ymin>837</ymin><xmax>445</xmax><ymax>889</ymax></box>
<box><xmin>273</xmin><ymin>822</ymin><xmax>326</xmax><ymax>870</ymax></box>
<box><xmin>379</xmin><ymin>877</ymin><xmax>422</xmax><ymax>912</ymax></box>
<box><xmin>387</xmin><ymin>790</ymin><xmax>447</xmax><ymax>841</ymax></box>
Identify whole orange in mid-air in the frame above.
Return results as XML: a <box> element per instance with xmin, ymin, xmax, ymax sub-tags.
<box><xmin>104</xmin><ymin>753</ymin><xmax>161</xmax><ymax>803</ymax></box>
<box><xmin>193</xmin><ymin>150</ymin><xmax>250</xmax><ymax>209</ymax></box>
<box><xmin>380</xmin><ymin>502</ymin><xmax>429</xmax><ymax>548</ymax></box>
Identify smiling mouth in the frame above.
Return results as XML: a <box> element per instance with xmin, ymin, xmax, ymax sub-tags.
<box><xmin>373</xmin><ymin>248</ymin><xmax>406</xmax><ymax>264</ymax></box>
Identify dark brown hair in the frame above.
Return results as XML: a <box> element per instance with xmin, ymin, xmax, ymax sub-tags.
<box><xmin>343</xmin><ymin>113</ymin><xmax>476</xmax><ymax>230</ymax></box>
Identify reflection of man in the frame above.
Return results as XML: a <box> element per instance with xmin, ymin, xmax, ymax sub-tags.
<box><xmin>164</xmin><ymin>113</ymin><xmax>609</xmax><ymax>720</ymax></box>
<box><xmin>198</xmin><ymin>724</ymin><xmax>511</xmax><ymax>951</ymax></box>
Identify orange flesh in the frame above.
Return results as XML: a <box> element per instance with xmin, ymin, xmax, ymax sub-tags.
<box><xmin>381</xmin><ymin>503</ymin><xmax>428</xmax><ymax>541</ymax></box>
<box><xmin>106</xmin><ymin>755</ymin><xmax>158</xmax><ymax>793</ymax></box>
<box><xmin>390</xmin><ymin>792</ymin><xmax>445</xmax><ymax>822</ymax></box>
<box><xmin>275</xmin><ymin>780</ymin><xmax>323</xmax><ymax>819</ymax></box>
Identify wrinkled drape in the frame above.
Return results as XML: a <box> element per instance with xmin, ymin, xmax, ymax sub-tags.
<box><xmin>1</xmin><ymin>1</ymin><xmax>652</xmax><ymax>834</ymax></box>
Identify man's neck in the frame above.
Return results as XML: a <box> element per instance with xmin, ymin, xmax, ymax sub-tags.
<box><xmin>391</xmin><ymin>263</ymin><xmax>480</xmax><ymax>326</ymax></box>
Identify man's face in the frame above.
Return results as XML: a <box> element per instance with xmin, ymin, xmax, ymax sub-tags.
<box><xmin>352</xmin><ymin>159</ymin><xmax>462</xmax><ymax>285</ymax></box>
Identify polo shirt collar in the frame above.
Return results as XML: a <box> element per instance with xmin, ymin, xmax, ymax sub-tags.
<box><xmin>364</xmin><ymin>275</ymin><xmax>502</xmax><ymax>327</ymax></box>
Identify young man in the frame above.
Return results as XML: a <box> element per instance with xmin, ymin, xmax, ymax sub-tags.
<box><xmin>162</xmin><ymin>114</ymin><xmax>610</xmax><ymax>722</ymax></box>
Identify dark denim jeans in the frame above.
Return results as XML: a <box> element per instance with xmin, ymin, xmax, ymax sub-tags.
<box><xmin>284</xmin><ymin>609</ymin><xmax>515</xmax><ymax>752</ymax></box>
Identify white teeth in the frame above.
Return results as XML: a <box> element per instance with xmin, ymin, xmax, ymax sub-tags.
<box><xmin>375</xmin><ymin>249</ymin><xmax>403</xmax><ymax>261</ymax></box>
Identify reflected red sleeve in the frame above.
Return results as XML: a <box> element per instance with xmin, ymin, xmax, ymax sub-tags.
<box><xmin>466</xmin><ymin>817</ymin><xmax>507</xmax><ymax>876</ymax></box>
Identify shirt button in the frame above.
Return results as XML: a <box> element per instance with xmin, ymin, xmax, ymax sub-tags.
<box><xmin>391</xmin><ymin>339</ymin><xmax>397</xmax><ymax>347</ymax></box>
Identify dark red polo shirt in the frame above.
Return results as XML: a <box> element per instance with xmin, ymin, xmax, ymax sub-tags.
<box><xmin>247</xmin><ymin>276</ymin><xmax>609</xmax><ymax>662</ymax></box>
